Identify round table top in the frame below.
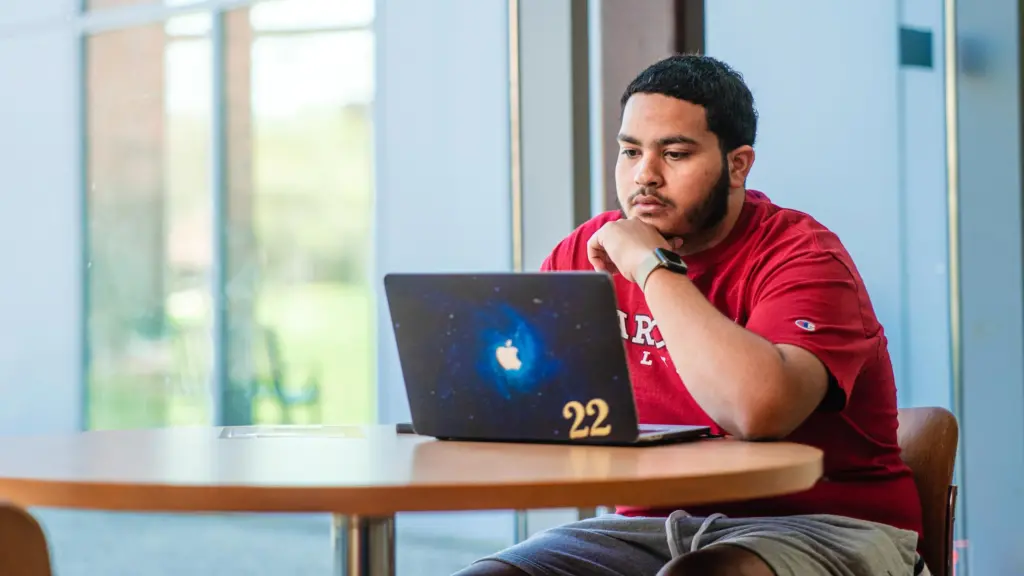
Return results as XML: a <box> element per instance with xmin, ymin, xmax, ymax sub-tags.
<box><xmin>0</xmin><ymin>425</ymin><xmax>822</xmax><ymax>515</ymax></box>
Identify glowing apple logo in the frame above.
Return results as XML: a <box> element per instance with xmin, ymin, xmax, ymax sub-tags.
<box><xmin>495</xmin><ymin>339</ymin><xmax>522</xmax><ymax>371</ymax></box>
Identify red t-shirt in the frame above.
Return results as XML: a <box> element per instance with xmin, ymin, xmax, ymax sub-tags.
<box><xmin>541</xmin><ymin>189</ymin><xmax>923</xmax><ymax>539</ymax></box>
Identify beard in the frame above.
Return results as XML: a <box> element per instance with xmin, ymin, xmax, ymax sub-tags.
<box><xmin>686</xmin><ymin>153</ymin><xmax>731</xmax><ymax>234</ymax></box>
<box><xmin>620</xmin><ymin>151</ymin><xmax>731</xmax><ymax>240</ymax></box>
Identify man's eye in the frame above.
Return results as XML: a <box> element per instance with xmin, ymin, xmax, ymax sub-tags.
<box><xmin>620</xmin><ymin>149</ymin><xmax>639</xmax><ymax>158</ymax></box>
<box><xmin>665</xmin><ymin>151</ymin><xmax>690</xmax><ymax>160</ymax></box>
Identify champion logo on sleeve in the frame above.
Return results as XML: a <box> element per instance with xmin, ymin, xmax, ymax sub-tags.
<box><xmin>795</xmin><ymin>319</ymin><xmax>817</xmax><ymax>332</ymax></box>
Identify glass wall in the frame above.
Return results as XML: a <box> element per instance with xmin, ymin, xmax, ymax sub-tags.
<box><xmin>85</xmin><ymin>17</ymin><xmax>214</xmax><ymax>429</ymax></box>
<box><xmin>221</xmin><ymin>0</ymin><xmax>375</xmax><ymax>426</ymax></box>
<box><xmin>84</xmin><ymin>0</ymin><xmax>375</xmax><ymax>430</ymax></box>
<box><xmin>71</xmin><ymin>0</ymin><xmax>516</xmax><ymax>573</ymax></box>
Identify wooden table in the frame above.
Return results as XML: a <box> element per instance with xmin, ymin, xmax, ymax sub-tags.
<box><xmin>0</xmin><ymin>425</ymin><xmax>822</xmax><ymax>576</ymax></box>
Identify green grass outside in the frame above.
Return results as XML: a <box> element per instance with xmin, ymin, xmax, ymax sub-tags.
<box><xmin>252</xmin><ymin>282</ymin><xmax>375</xmax><ymax>425</ymax></box>
<box><xmin>88</xmin><ymin>283</ymin><xmax>375</xmax><ymax>429</ymax></box>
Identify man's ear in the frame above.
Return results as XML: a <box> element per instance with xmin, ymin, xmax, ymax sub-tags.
<box><xmin>727</xmin><ymin>145</ymin><xmax>755</xmax><ymax>188</ymax></box>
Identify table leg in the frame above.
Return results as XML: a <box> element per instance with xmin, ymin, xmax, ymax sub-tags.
<box><xmin>332</xmin><ymin>514</ymin><xmax>395</xmax><ymax>576</ymax></box>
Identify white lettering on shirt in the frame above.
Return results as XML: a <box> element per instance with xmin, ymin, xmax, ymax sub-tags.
<box><xmin>616</xmin><ymin>309</ymin><xmax>629</xmax><ymax>340</ymax></box>
<box><xmin>626</xmin><ymin>312</ymin><xmax>667</xmax><ymax>349</ymax></box>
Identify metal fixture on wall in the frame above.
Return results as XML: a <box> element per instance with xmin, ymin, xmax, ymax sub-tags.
<box><xmin>509</xmin><ymin>0</ymin><xmax>524</xmax><ymax>273</ymax></box>
<box><xmin>943</xmin><ymin>0</ymin><xmax>962</xmax><ymax>464</ymax></box>
<box><xmin>944</xmin><ymin>0</ymin><xmax>962</xmax><ymax>429</ymax></box>
<box><xmin>508</xmin><ymin>0</ymin><xmax>529</xmax><ymax>544</ymax></box>
<box><xmin>943</xmin><ymin>0</ymin><xmax>968</xmax><ymax>571</ymax></box>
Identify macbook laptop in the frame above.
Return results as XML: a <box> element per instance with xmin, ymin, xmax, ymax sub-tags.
<box><xmin>383</xmin><ymin>272</ymin><xmax>712</xmax><ymax>446</ymax></box>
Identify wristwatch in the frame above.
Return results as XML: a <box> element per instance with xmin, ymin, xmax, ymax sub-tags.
<box><xmin>634</xmin><ymin>247</ymin><xmax>688</xmax><ymax>291</ymax></box>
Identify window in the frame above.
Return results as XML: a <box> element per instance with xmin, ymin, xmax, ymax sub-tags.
<box><xmin>73</xmin><ymin>2</ymin><xmax>518</xmax><ymax>574</ymax></box>
<box><xmin>84</xmin><ymin>0</ymin><xmax>375</xmax><ymax>429</ymax></box>
<box><xmin>222</xmin><ymin>1</ymin><xmax>375</xmax><ymax>426</ymax></box>
<box><xmin>85</xmin><ymin>17</ymin><xmax>214</xmax><ymax>429</ymax></box>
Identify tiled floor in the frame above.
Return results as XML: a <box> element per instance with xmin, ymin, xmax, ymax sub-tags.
<box><xmin>33</xmin><ymin>509</ymin><xmax>514</xmax><ymax>576</ymax></box>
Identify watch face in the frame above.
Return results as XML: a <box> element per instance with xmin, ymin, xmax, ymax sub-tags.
<box><xmin>655</xmin><ymin>248</ymin><xmax>683</xmax><ymax>265</ymax></box>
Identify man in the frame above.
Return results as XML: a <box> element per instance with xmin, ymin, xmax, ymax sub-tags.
<box><xmin>455</xmin><ymin>54</ymin><xmax>924</xmax><ymax>576</ymax></box>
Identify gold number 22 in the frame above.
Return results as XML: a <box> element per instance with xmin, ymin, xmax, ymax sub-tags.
<box><xmin>562</xmin><ymin>398</ymin><xmax>612</xmax><ymax>439</ymax></box>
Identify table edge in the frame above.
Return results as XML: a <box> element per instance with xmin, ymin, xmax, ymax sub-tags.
<box><xmin>0</xmin><ymin>450</ymin><xmax>823</xmax><ymax>515</ymax></box>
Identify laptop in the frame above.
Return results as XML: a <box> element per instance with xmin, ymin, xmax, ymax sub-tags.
<box><xmin>383</xmin><ymin>272</ymin><xmax>712</xmax><ymax>446</ymax></box>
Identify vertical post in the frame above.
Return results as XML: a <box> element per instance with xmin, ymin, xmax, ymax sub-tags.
<box><xmin>333</xmin><ymin>514</ymin><xmax>396</xmax><ymax>576</ymax></box>
<box><xmin>210</xmin><ymin>7</ymin><xmax>229</xmax><ymax>426</ymax></box>
<box><xmin>77</xmin><ymin>24</ymin><xmax>91</xmax><ymax>432</ymax></box>
<box><xmin>942</xmin><ymin>0</ymin><xmax>967</xmax><ymax>570</ymax></box>
<box><xmin>509</xmin><ymin>0</ymin><xmax>523</xmax><ymax>274</ymax></box>
<box><xmin>508</xmin><ymin>0</ymin><xmax>528</xmax><ymax>543</ymax></box>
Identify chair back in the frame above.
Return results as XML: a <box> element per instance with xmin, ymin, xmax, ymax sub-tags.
<box><xmin>897</xmin><ymin>407</ymin><xmax>959</xmax><ymax>576</ymax></box>
<box><xmin>0</xmin><ymin>501</ymin><xmax>52</xmax><ymax>576</ymax></box>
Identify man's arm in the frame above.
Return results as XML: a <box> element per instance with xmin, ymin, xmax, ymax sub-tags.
<box><xmin>642</xmin><ymin>267</ymin><xmax>830</xmax><ymax>440</ymax></box>
<box><xmin>585</xmin><ymin>217</ymin><xmax>874</xmax><ymax>441</ymax></box>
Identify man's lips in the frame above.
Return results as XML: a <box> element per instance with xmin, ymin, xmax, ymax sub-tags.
<box><xmin>633</xmin><ymin>197</ymin><xmax>665</xmax><ymax>207</ymax></box>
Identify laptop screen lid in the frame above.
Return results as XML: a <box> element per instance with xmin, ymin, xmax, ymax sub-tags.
<box><xmin>384</xmin><ymin>272</ymin><xmax>643</xmax><ymax>443</ymax></box>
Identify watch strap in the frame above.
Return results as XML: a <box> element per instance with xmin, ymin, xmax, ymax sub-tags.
<box><xmin>634</xmin><ymin>252</ymin><xmax>665</xmax><ymax>292</ymax></box>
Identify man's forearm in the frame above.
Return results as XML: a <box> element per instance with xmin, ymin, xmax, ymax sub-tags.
<box><xmin>641</xmin><ymin>267</ymin><xmax>791</xmax><ymax>439</ymax></box>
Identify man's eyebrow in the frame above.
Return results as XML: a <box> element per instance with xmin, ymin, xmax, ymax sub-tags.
<box><xmin>617</xmin><ymin>133</ymin><xmax>642</xmax><ymax>146</ymax></box>
<box><xmin>657</xmin><ymin>135</ymin><xmax>699</xmax><ymax>146</ymax></box>
<box><xmin>616</xmin><ymin>133</ymin><xmax>699</xmax><ymax>147</ymax></box>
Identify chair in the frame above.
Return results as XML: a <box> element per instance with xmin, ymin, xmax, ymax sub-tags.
<box><xmin>262</xmin><ymin>327</ymin><xmax>321</xmax><ymax>424</ymax></box>
<box><xmin>896</xmin><ymin>407</ymin><xmax>959</xmax><ymax>576</ymax></box>
<box><xmin>0</xmin><ymin>501</ymin><xmax>53</xmax><ymax>576</ymax></box>
<box><xmin>245</xmin><ymin>325</ymin><xmax>321</xmax><ymax>424</ymax></box>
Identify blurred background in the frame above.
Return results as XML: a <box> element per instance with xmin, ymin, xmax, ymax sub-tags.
<box><xmin>0</xmin><ymin>0</ymin><xmax>1021</xmax><ymax>573</ymax></box>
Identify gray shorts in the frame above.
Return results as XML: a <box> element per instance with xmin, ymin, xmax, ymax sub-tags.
<box><xmin>478</xmin><ymin>512</ymin><xmax>926</xmax><ymax>576</ymax></box>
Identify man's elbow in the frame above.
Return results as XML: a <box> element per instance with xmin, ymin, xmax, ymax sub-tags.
<box><xmin>729</xmin><ymin>413</ymin><xmax>796</xmax><ymax>441</ymax></box>
<box><xmin>728</xmin><ymin>394</ymin><xmax>804</xmax><ymax>441</ymax></box>
<box><xmin>727</xmin><ymin>357</ymin><xmax>825</xmax><ymax>441</ymax></box>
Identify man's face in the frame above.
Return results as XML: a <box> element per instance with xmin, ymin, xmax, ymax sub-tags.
<box><xmin>615</xmin><ymin>93</ymin><xmax>732</xmax><ymax>239</ymax></box>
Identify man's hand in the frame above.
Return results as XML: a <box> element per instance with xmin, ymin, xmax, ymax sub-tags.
<box><xmin>586</xmin><ymin>219</ymin><xmax>680</xmax><ymax>282</ymax></box>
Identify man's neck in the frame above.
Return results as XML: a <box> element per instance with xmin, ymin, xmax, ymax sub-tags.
<box><xmin>677</xmin><ymin>188</ymin><xmax>747</xmax><ymax>257</ymax></box>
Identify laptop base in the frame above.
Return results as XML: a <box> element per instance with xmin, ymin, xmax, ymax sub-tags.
<box><xmin>429</xmin><ymin>424</ymin><xmax>713</xmax><ymax>447</ymax></box>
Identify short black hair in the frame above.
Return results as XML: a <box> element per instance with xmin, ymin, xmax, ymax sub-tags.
<box><xmin>620</xmin><ymin>54</ymin><xmax>757</xmax><ymax>153</ymax></box>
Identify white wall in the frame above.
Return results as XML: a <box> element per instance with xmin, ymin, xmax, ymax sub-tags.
<box><xmin>705</xmin><ymin>1</ymin><xmax>954</xmax><ymax>412</ymax></box>
<box><xmin>0</xmin><ymin>0</ymin><xmax>75</xmax><ymax>32</ymax></box>
<box><xmin>706</xmin><ymin>2</ymin><xmax>910</xmax><ymax>409</ymax></box>
<box><xmin>899</xmin><ymin>0</ymin><xmax>953</xmax><ymax>411</ymax></box>
<box><xmin>708</xmin><ymin>1</ymin><xmax>1024</xmax><ymax>573</ymax></box>
<box><xmin>372</xmin><ymin>0</ymin><xmax>517</xmax><ymax>556</ymax></box>
<box><xmin>0</xmin><ymin>1</ymin><xmax>82</xmax><ymax>435</ymax></box>
<box><xmin>373</xmin><ymin>0</ymin><xmax>512</xmax><ymax>425</ymax></box>
<box><xmin>706</xmin><ymin>0</ymin><xmax>955</xmax><ymax>412</ymax></box>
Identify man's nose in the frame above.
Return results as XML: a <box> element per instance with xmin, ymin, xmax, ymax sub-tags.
<box><xmin>634</xmin><ymin>157</ymin><xmax>663</xmax><ymax>187</ymax></box>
